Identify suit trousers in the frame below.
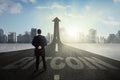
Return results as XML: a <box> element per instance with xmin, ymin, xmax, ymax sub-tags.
<box><xmin>35</xmin><ymin>55</ymin><xmax>46</xmax><ymax>70</ymax></box>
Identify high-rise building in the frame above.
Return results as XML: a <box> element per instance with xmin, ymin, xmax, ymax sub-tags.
<box><xmin>31</xmin><ymin>28</ymin><xmax>37</xmax><ymax>39</ymax></box>
<box><xmin>99</xmin><ymin>36</ymin><xmax>105</xmax><ymax>43</ymax></box>
<box><xmin>0</xmin><ymin>29</ymin><xmax>4</xmax><ymax>43</ymax></box>
<box><xmin>17</xmin><ymin>34</ymin><xmax>23</xmax><ymax>43</ymax></box>
<box><xmin>22</xmin><ymin>31</ymin><xmax>31</xmax><ymax>43</ymax></box>
<box><xmin>116</xmin><ymin>30</ymin><xmax>120</xmax><ymax>38</ymax></box>
<box><xmin>46</xmin><ymin>33</ymin><xmax>53</xmax><ymax>43</ymax></box>
<box><xmin>0</xmin><ymin>29</ymin><xmax>4</xmax><ymax>36</ymax></box>
<box><xmin>88</xmin><ymin>29</ymin><xmax>97</xmax><ymax>43</ymax></box>
<box><xmin>3</xmin><ymin>34</ymin><xmax>7</xmax><ymax>43</ymax></box>
<box><xmin>107</xmin><ymin>34</ymin><xmax>116</xmax><ymax>43</ymax></box>
<box><xmin>8</xmin><ymin>32</ymin><xmax>16</xmax><ymax>43</ymax></box>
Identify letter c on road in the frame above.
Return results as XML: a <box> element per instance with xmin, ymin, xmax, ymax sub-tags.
<box><xmin>50</xmin><ymin>57</ymin><xmax>65</xmax><ymax>70</ymax></box>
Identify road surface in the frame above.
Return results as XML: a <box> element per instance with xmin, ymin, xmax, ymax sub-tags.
<box><xmin>0</xmin><ymin>43</ymin><xmax>120</xmax><ymax>80</ymax></box>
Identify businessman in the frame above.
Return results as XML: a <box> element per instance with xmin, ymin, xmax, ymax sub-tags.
<box><xmin>32</xmin><ymin>29</ymin><xmax>47</xmax><ymax>71</ymax></box>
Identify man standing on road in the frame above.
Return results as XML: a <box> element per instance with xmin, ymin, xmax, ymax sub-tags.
<box><xmin>32</xmin><ymin>29</ymin><xmax>47</xmax><ymax>71</ymax></box>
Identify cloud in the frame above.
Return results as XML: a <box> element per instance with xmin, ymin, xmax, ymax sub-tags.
<box><xmin>0</xmin><ymin>0</ymin><xmax>37</xmax><ymax>15</ymax></box>
<box><xmin>36</xmin><ymin>6</ymin><xmax>49</xmax><ymax>9</ymax></box>
<box><xmin>0</xmin><ymin>2</ymin><xmax>7</xmax><ymax>14</ymax></box>
<box><xmin>85</xmin><ymin>5</ymin><xmax>91</xmax><ymax>11</ymax></box>
<box><xmin>10</xmin><ymin>3</ymin><xmax>22</xmax><ymax>14</ymax></box>
<box><xmin>103</xmin><ymin>20</ymin><xmax>120</xmax><ymax>26</ymax></box>
<box><xmin>36</xmin><ymin>2</ymin><xmax>70</xmax><ymax>9</ymax></box>
<box><xmin>0</xmin><ymin>0</ymin><xmax>8</xmax><ymax>14</ymax></box>
<box><xmin>51</xmin><ymin>3</ymin><xmax>70</xmax><ymax>9</ymax></box>
<box><xmin>0</xmin><ymin>0</ymin><xmax>23</xmax><ymax>15</ymax></box>
<box><xmin>22</xmin><ymin>0</ymin><xmax>37</xmax><ymax>3</ymax></box>
<box><xmin>102</xmin><ymin>16</ymin><xmax>120</xmax><ymax>26</ymax></box>
<box><xmin>113</xmin><ymin>0</ymin><xmax>120</xmax><ymax>3</ymax></box>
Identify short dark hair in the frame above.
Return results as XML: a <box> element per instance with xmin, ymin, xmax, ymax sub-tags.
<box><xmin>37</xmin><ymin>29</ymin><xmax>41</xmax><ymax>34</ymax></box>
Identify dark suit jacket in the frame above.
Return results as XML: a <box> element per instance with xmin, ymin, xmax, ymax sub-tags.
<box><xmin>32</xmin><ymin>35</ymin><xmax>47</xmax><ymax>56</ymax></box>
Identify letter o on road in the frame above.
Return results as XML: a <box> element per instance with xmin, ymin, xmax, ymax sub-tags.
<box><xmin>66</xmin><ymin>57</ymin><xmax>84</xmax><ymax>69</ymax></box>
<box><xmin>50</xmin><ymin>57</ymin><xmax>65</xmax><ymax>70</ymax></box>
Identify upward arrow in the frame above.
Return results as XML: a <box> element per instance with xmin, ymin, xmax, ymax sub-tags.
<box><xmin>52</xmin><ymin>17</ymin><xmax>61</xmax><ymax>44</ymax></box>
<box><xmin>51</xmin><ymin>17</ymin><xmax>62</xmax><ymax>52</ymax></box>
<box><xmin>53</xmin><ymin>17</ymin><xmax>61</xmax><ymax>22</ymax></box>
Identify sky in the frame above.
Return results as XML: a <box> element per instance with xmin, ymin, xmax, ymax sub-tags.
<box><xmin>0</xmin><ymin>0</ymin><xmax>120</xmax><ymax>38</ymax></box>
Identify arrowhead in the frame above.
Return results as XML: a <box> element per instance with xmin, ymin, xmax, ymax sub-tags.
<box><xmin>53</xmin><ymin>17</ymin><xmax>61</xmax><ymax>22</ymax></box>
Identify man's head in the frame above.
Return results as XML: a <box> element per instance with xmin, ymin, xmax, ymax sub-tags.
<box><xmin>37</xmin><ymin>29</ymin><xmax>41</xmax><ymax>34</ymax></box>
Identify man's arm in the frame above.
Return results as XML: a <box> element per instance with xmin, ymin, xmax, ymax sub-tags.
<box><xmin>32</xmin><ymin>36</ymin><xmax>36</xmax><ymax>47</ymax></box>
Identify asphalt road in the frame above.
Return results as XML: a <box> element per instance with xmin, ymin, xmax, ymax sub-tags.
<box><xmin>0</xmin><ymin>43</ymin><xmax>120</xmax><ymax>80</ymax></box>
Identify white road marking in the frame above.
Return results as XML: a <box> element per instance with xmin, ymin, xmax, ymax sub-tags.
<box><xmin>50</xmin><ymin>57</ymin><xmax>65</xmax><ymax>70</ymax></box>
<box><xmin>66</xmin><ymin>57</ymin><xmax>84</xmax><ymax>69</ymax></box>
<box><xmin>92</xmin><ymin>57</ymin><xmax>118</xmax><ymax>69</ymax></box>
<box><xmin>78</xmin><ymin>57</ymin><xmax>97</xmax><ymax>69</ymax></box>
<box><xmin>55</xmin><ymin>43</ymin><xmax>58</xmax><ymax>52</ymax></box>
<box><xmin>54</xmin><ymin>75</ymin><xmax>60</xmax><ymax>80</ymax></box>
<box><xmin>85</xmin><ymin>57</ymin><xmax>107</xmax><ymax>69</ymax></box>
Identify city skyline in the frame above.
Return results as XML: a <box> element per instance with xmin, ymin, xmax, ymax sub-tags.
<box><xmin>0</xmin><ymin>0</ymin><xmax>120</xmax><ymax>37</ymax></box>
<box><xmin>1</xmin><ymin>27</ymin><xmax>120</xmax><ymax>43</ymax></box>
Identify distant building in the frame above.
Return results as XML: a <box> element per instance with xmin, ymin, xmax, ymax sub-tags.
<box><xmin>116</xmin><ymin>30</ymin><xmax>120</xmax><ymax>38</ymax></box>
<box><xmin>46</xmin><ymin>33</ymin><xmax>53</xmax><ymax>43</ymax></box>
<box><xmin>107</xmin><ymin>34</ymin><xmax>116</xmax><ymax>43</ymax></box>
<box><xmin>88</xmin><ymin>29</ymin><xmax>97</xmax><ymax>43</ymax></box>
<box><xmin>31</xmin><ymin>28</ymin><xmax>37</xmax><ymax>39</ymax></box>
<box><xmin>116</xmin><ymin>30</ymin><xmax>120</xmax><ymax>43</ymax></box>
<box><xmin>22</xmin><ymin>31</ymin><xmax>31</xmax><ymax>43</ymax></box>
<box><xmin>17</xmin><ymin>34</ymin><xmax>23</xmax><ymax>43</ymax></box>
<box><xmin>8</xmin><ymin>32</ymin><xmax>16</xmax><ymax>43</ymax></box>
<box><xmin>0</xmin><ymin>29</ymin><xmax>4</xmax><ymax>36</ymax></box>
<box><xmin>51</xmin><ymin>33</ymin><xmax>53</xmax><ymax>43</ymax></box>
<box><xmin>0</xmin><ymin>29</ymin><xmax>4</xmax><ymax>43</ymax></box>
<box><xmin>99</xmin><ymin>36</ymin><xmax>105</xmax><ymax>43</ymax></box>
<box><xmin>3</xmin><ymin>34</ymin><xmax>7</xmax><ymax>43</ymax></box>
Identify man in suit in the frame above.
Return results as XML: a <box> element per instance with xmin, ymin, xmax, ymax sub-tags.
<box><xmin>32</xmin><ymin>29</ymin><xmax>47</xmax><ymax>71</ymax></box>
